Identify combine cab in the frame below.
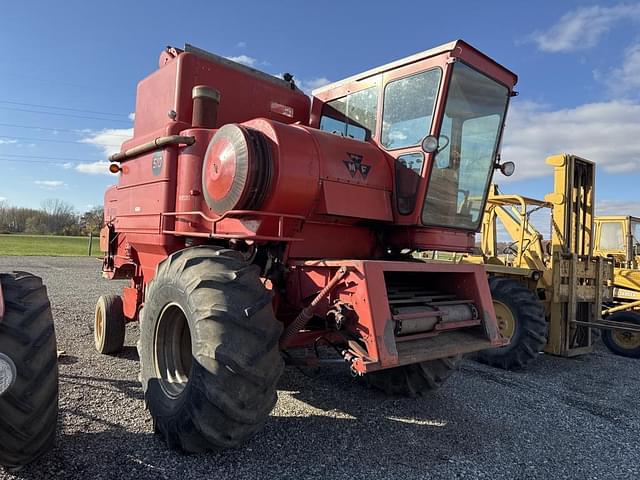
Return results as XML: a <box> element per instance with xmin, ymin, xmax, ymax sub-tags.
<box><xmin>96</xmin><ymin>41</ymin><xmax>517</xmax><ymax>451</ymax></box>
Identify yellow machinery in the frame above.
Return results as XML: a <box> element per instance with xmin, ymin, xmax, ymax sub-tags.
<box><xmin>469</xmin><ymin>154</ymin><xmax>616</xmax><ymax>369</ymax></box>
<box><xmin>593</xmin><ymin>215</ymin><xmax>640</xmax><ymax>357</ymax></box>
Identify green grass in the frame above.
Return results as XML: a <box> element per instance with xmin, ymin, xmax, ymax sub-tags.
<box><xmin>0</xmin><ymin>234</ymin><xmax>101</xmax><ymax>256</ymax></box>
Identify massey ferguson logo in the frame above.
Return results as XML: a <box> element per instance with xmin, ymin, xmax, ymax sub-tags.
<box><xmin>343</xmin><ymin>153</ymin><xmax>371</xmax><ymax>179</ymax></box>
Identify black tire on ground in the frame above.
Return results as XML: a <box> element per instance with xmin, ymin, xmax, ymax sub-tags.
<box><xmin>602</xmin><ymin>311</ymin><xmax>640</xmax><ymax>358</ymax></box>
<box><xmin>366</xmin><ymin>356</ymin><xmax>461</xmax><ymax>397</ymax></box>
<box><xmin>94</xmin><ymin>294</ymin><xmax>125</xmax><ymax>354</ymax></box>
<box><xmin>476</xmin><ymin>276</ymin><xmax>547</xmax><ymax>370</ymax></box>
<box><xmin>138</xmin><ymin>246</ymin><xmax>284</xmax><ymax>452</ymax></box>
<box><xmin>0</xmin><ymin>271</ymin><xmax>58</xmax><ymax>469</ymax></box>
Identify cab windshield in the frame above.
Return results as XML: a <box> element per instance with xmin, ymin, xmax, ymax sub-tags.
<box><xmin>422</xmin><ymin>62</ymin><xmax>509</xmax><ymax>229</ymax></box>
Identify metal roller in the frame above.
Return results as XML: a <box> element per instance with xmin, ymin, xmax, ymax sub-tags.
<box><xmin>393</xmin><ymin>302</ymin><xmax>479</xmax><ymax>336</ymax></box>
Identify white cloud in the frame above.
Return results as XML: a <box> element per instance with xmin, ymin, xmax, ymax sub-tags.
<box><xmin>603</xmin><ymin>42</ymin><xmax>640</xmax><ymax>97</ymax></box>
<box><xmin>61</xmin><ymin>162</ymin><xmax>73</xmax><ymax>169</ymax></box>
<box><xmin>501</xmin><ymin>100</ymin><xmax>640</xmax><ymax>180</ymax></box>
<box><xmin>34</xmin><ymin>180</ymin><xmax>65</xmax><ymax>189</ymax></box>
<box><xmin>128</xmin><ymin>112</ymin><xmax>135</xmax><ymax>122</ymax></box>
<box><xmin>236</xmin><ymin>41</ymin><xmax>247</xmax><ymax>48</ymax></box>
<box><xmin>597</xmin><ymin>200</ymin><xmax>640</xmax><ymax>217</ymax></box>
<box><xmin>297</xmin><ymin>77</ymin><xmax>332</xmax><ymax>93</ymax></box>
<box><xmin>75</xmin><ymin>161</ymin><xmax>111</xmax><ymax>175</ymax></box>
<box><xmin>225</xmin><ymin>54</ymin><xmax>257</xmax><ymax>67</ymax></box>
<box><xmin>80</xmin><ymin>128</ymin><xmax>133</xmax><ymax>157</ymax></box>
<box><xmin>530</xmin><ymin>4</ymin><xmax>640</xmax><ymax>52</ymax></box>
<box><xmin>0</xmin><ymin>138</ymin><xmax>17</xmax><ymax>145</ymax></box>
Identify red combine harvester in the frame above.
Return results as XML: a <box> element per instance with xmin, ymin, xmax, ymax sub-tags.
<box><xmin>97</xmin><ymin>41</ymin><xmax>517</xmax><ymax>452</ymax></box>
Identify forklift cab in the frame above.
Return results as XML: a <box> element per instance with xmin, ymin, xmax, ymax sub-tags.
<box><xmin>594</xmin><ymin>216</ymin><xmax>640</xmax><ymax>268</ymax></box>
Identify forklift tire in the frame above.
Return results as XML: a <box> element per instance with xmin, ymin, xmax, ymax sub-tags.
<box><xmin>476</xmin><ymin>276</ymin><xmax>547</xmax><ymax>370</ymax></box>
<box><xmin>0</xmin><ymin>272</ymin><xmax>58</xmax><ymax>469</ymax></box>
<box><xmin>602</xmin><ymin>311</ymin><xmax>640</xmax><ymax>358</ymax></box>
<box><xmin>366</xmin><ymin>356</ymin><xmax>461</xmax><ymax>397</ymax></box>
<box><xmin>138</xmin><ymin>246</ymin><xmax>284</xmax><ymax>452</ymax></box>
<box><xmin>93</xmin><ymin>295</ymin><xmax>126</xmax><ymax>354</ymax></box>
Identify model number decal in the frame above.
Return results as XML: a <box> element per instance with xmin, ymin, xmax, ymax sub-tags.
<box><xmin>152</xmin><ymin>152</ymin><xmax>163</xmax><ymax>176</ymax></box>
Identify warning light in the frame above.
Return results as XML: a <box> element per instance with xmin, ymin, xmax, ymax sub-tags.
<box><xmin>109</xmin><ymin>163</ymin><xmax>122</xmax><ymax>174</ymax></box>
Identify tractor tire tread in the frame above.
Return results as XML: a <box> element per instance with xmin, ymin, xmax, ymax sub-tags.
<box><xmin>139</xmin><ymin>246</ymin><xmax>283</xmax><ymax>453</ymax></box>
<box><xmin>0</xmin><ymin>272</ymin><xmax>58</xmax><ymax>469</ymax></box>
<box><xmin>476</xmin><ymin>276</ymin><xmax>547</xmax><ymax>370</ymax></box>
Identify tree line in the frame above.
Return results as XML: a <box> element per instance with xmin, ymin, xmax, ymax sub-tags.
<box><xmin>0</xmin><ymin>199</ymin><xmax>103</xmax><ymax>236</ymax></box>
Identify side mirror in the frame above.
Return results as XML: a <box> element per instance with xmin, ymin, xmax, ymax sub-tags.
<box><xmin>421</xmin><ymin>135</ymin><xmax>439</xmax><ymax>153</ymax></box>
<box><xmin>496</xmin><ymin>161</ymin><xmax>515</xmax><ymax>177</ymax></box>
<box><xmin>421</xmin><ymin>135</ymin><xmax>450</xmax><ymax>154</ymax></box>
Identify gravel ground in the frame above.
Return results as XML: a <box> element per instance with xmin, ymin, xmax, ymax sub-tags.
<box><xmin>0</xmin><ymin>256</ymin><xmax>639</xmax><ymax>480</ymax></box>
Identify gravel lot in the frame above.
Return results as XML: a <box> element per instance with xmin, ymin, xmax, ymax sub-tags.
<box><xmin>1</xmin><ymin>256</ymin><xmax>639</xmax><ymax>479</ymax></box>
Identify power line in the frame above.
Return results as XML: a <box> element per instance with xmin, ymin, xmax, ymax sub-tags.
<box><xmin>0</xmin><ymin>106</ymin><xmax>132</xmax><ymax>123</ymax></box>
<box><xmin>0</xmin><ymin>158</ymin><xmax>73</xmax><ymax>165</ymax></box>
<box><xmin>0</xmin><ymin>100</ymin><xmax>129</xmax><ymax>118</ymax></box>
<box><xmin>0</xmin><ymin>135</ymin><xmax>121</xmax><ymax>147</ymax></box>
<box><xmin>0</xmin><ymin>122</ymin><xmax>132</xmax><ymax>137</ymax></box>
<box><xmin>0</xmin><ymin>153</ymin><xmax>103</xmax><ymax>162</ymax></box>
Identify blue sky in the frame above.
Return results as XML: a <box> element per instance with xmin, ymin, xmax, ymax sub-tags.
<box><xmin>0</xmin><ymin>1</ymin><xmax>639</xmax><ymax>218</ymax></box>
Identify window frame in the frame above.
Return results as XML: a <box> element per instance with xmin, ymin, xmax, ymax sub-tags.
<box><xmin>420</xmin><ymin>61</ymin><xmax>511</xmax><ymax>231</ymax></box>
<box><xmin>379</xmin><ymin>67</ymin><xmax>443</xmax><ymax>152</ymax></box>
<box><xmin>319</xmin><ymin>85</ymin><xmax>379</xmax><ymax>142</ymax></box>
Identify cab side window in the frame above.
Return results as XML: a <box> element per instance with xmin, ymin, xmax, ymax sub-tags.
<box><xmin>320</xmin><ymin>87</ymin><xmax>378</xmax><ymax>141</ymax></box>
<box><xmin>599</xmin><ymin>222</ymin><xmax>625</xmax><ymax>251</ymax></box>
<box><xmin>381</xmin><ymin>69</ymin><xmax>441</xmax><ymax>149</ymax></box>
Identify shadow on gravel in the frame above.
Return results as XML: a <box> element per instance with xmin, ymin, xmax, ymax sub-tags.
<box><xmin>57</xmin><ymin>355</ymin><xmax>79</xmax><ymax>365</ymax></box>
<box><xmin>4</xmin><ymin>429</ymin><xmax>161</xmax><ymax>480</ymax></box>
<box><xmin>266</xmin><ymin>365</ymin><xmax>515</xmax><ymax>468</ymax></box>
<box><xmin>59</xmin><ymin>373</ymin><xmax>143</xmax><ymax>401</ymax></box>
<box><xmin>114</xmin><ymin>345</ymin><xmax>140</xmax><ymax>362</ymax></box>
<box><xmin>5</xmin><ymin>364</ymin><xmax>517</xmax><ymax>480</ymax></box>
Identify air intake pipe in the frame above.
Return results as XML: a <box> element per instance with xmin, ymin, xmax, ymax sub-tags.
<box><xmin>192</xmin><ymin>85</ymin><xmax>220</xmax><ymax>129</ymax></box>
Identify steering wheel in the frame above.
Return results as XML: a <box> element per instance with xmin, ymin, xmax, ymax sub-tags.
<box><xmin>503</xmin><ymin>241</ymin><xmax>518</xmax><ymax>255</ymax></box>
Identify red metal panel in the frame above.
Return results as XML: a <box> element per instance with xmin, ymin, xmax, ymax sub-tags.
<box><xmin>122</xmin><ymin>286</ymin><xmax>140</xmax><ymax>321</ymax></box>
<box><xmin>288</xmin><ymin>259</ymin><xmax>502</xmax><ymax>372</ymax></box>
<box><xmin>133</xmin><ymin>51</ymin><xmax>310</xmax><ymax>141</ymax></box>
<box><xmin>319</xmin><ymin>181</ymin><xmax>393</xmax><ymax>221</ymax></box>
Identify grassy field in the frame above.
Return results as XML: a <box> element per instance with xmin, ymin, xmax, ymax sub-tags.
<box><xmin>0</xmin><ymin>234</ymin><xmax>101</xmax><ymax>256</ymax></box>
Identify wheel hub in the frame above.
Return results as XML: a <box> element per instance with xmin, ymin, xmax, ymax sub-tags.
<box><xmin>94</xmin><ymin>304</ymin><xmax>104</xmax><ymax>348</ymax></box>
<box><xmin>494</xmin><ymin>300</ymin><xmax>516</xmax><ymax>341</ymax></box>
<box><xmin>611</xmin><ymin>329</ymin><xmax>640</xmax><ymax>349</ymax></box>
<box><xmin>154</xmin><ymin>303</ymin><xmax>193</xmax><ymax>398</ymax></box>
<box><xmin>0</xmin><ymin>353</ymin><xmax>16</xmax><ymax>396</ymax></box>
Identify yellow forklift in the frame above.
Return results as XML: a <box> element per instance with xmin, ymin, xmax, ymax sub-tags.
<box><xmin>466</xmin><ymin>154</ymin><xmax>619</xmax><ymax>369</ymax></box>
<box><xmin>593</xmin><ymin>215</ymin><xmax>640</xmax><ymax>357</ymax></box>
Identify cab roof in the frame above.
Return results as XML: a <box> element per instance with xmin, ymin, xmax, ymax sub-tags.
<box><xmin>312</xmin><ymin>39</ymin><xmax>517</xmax><ymax>96</ymax></box>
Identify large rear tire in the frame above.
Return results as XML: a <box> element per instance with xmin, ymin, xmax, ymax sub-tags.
<box><xmin>0</xmin><ymin>272</ymin><xmax>58</xmax><ymax>469</ymax></box>
<box><xmin>602</xmin><ymin>311</ymin><xmax>640</xmax><ymax>358</ymax></box>
<box><xmin>476</xmin><ymin>276</ymin><xmax>547</xmax><ymax>370</ymax></box>
<box><xmin>139</xmin><ymin>246</ymin><xmax>284</xmax><ymax>452</ymax></box>
<box><xmin>367</xmin><ymin>356</ymin><xmax>461</xmax><ymax>397</ymax></box>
